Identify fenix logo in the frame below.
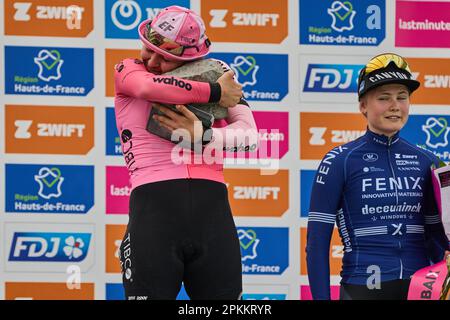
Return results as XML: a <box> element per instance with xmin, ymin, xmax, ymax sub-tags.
<box><xmin>210</xmin><ymin>10</ymin><xmax>280</xmax><ymax>28</ymax></box>
<box><xmin>362</xmin><ymin>177</ymin><xmax>422</xmax><ymax>192</ymax></box>
<box><xmin>153</xmin><ymin>77</ymin><xmax>192</xmax><ymax>91</ymax></box>
<box><xmin>316</xmin><ymin>146</ymin><xmax>349</xmax><ymax>185</ymax></box>
<box><xmin>9</xmin><ymin>232</ymin><xmax>91</xmax><ymax>262</ymax></box>
<box><xmin>304</xmin><ymin>64</ymin><xmax>363</xmax><ymax>93</ymax></box>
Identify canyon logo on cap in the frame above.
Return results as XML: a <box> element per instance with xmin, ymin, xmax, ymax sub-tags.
<box><xmin>358</xmin><ymin>53</ymin><xmax>420</xmax><ymax>100</ymax></box>
<box><xmin>138</xmin><ymin>6</ymin><xmax>211</xmax><ymax>61</ymax></box>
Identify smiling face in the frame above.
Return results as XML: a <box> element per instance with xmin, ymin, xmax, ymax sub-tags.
<box><xmin>140</xmin><ymin>45</ymin><xmax>184</xmax><ymax>75</ymax></box>
<box><xmin>359</xmin><ymin>83</ymin><xmax>411</xmax><ymax>137</ymax></box>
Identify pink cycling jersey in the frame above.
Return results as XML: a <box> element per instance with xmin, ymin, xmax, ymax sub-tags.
<box><xmin>114</xmin><ymin>58</ymin><xmax>257</xmax><ymax>191</ymax></box>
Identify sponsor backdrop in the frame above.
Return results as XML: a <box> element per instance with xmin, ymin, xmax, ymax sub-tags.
<box><xmin>1</xmin><ymin>0</ymin><xmax>449</xmax><ymax>300</ymax></box>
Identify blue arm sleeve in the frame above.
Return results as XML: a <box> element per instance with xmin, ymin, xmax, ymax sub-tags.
<box><xmin>306</xmin><ymin>220</ymin><xmax>334</xmax><ymax>300</ymax></box>
<box><xmin>306</xmin><ymin>148</ymin><xmax>346</xmax><ymax>300</ymax></box>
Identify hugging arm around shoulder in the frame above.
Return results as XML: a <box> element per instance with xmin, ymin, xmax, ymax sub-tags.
<box><xmin>114</xmin><ymin>58</ymin><xmax>220</xmax><ymax>104</ymax></box>
<box><xmin>206</xmin><ymin>101</ymin><xmax>259</xmax><ymax>149</ymax></box>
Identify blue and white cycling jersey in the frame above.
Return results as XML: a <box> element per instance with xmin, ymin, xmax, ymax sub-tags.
<box><xmin>306</xmin><ymin>129</ymin><xmax>449</xmax><ymax>300</ymax></box>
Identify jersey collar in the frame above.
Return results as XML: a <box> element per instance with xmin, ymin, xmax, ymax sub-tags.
<box><xmin>365</xmin><ymin>128</ymin><xmax>400</xmax><ymax>147</ymax></box>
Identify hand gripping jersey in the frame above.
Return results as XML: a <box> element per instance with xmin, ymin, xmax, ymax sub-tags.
<box><xmin>306</xmin><ymin>129</ymin><xmax>449</xmax><ymax>300</ymax></box>
<box><xmin>114</xmin><ymin>58</ymin><xmax>257</xmax><ymax>191</ymax></box>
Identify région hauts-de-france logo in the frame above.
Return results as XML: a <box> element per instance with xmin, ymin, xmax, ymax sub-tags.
<box><xmin>422</xmin><ymin>117</ymin><xmax>450</xmax><ymax>149</ymax></box>
<box><xmin>230</xmin><ymin>56</ymin><xmax>259</xmax><ymax>87</ymax></box>
<box><xmin>328</xmin><ymin>1</ymin><xmax>356</xmax><ymax>32</ymax></box>
<box><xmin>34</xmin><ymin>167</ymin><xmax>64</xmax><ymax>200</ymax></box>
<box><xmin>34</xmin><ymin>50</ymin><xmax>64</xmax><ymax>82</ymax></box>
<box><xmin>239</xmin><ymin>229</ymin><xmax>260</xmax><ymax>261</ymax></box>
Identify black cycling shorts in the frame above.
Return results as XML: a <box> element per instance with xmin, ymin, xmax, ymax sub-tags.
<box><xmin>340</xmin><ymin>279</ymin><xmax>411</xmax><ymax>300</ymax></box>
<box><xmin>119</xmin><ymin>179</ymin><xmax>243</xmax><ymax>300</ymax></box>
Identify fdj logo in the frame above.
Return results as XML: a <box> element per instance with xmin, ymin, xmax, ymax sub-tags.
<box><xmin>304</xmin><ymin>64</ymin><xmax>363</xmax><ymax>93</ymax></box>
<box><xmin>328</xmin><ymin>1</ymin><xmax>356</xmax><ymax>32</ymax></box>
<box><xmin>239</xmin><ymin>229</ymin><xmax>260</xmax><ymax>261</ymax></box>
<box><xmin>422</xmin><ymin>117</ymin><xmax>450</xmax><ymax>149</ymax></box>
<box><xmin>9</xmin><ymin>233</ymin><xmax>91</xmax><ymax>262</ymax></box>
<box><xmin>34</xmin><ymin>167</ymin><xmax>64</xmax><ymax>199</ymax></box>
<box><xmin>34</xmin><ymin>50</ymin><xmax>64</xmax><ymax>82</ymax></box>
<box><xmin>105</xmin><ymin>0</ymin><xmax>190</xmax><ymax>38</ymax></box>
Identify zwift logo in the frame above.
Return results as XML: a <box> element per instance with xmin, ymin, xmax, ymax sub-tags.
<box><xmin>308</xmin><ymin>127</ymin><xmax>365</xmax><ymax>146</ymax></box>
<box><xmin>5</xmin><ymin>1</ymin><xmax>93</xmax><ymax>37</ymax></box>
<box><xmin>303</xmin><ymin>64</ymin><xmax>363</xmax><ymax>93</ymax></box>
<box><xmin>209</xmin><ymin>10</ymin><xmax>280</xmax><ymax>28</ymax></box>
<box><xmin>9</xmin><ymin>232</ymin><xmax>91</xmax><ymax>262</ymax></box>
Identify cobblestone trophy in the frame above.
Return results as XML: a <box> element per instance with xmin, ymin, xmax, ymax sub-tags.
<box><xmin>146</xmin><ymin>59</ymin><xmax>229</xmax><ymax>143</ymax></box>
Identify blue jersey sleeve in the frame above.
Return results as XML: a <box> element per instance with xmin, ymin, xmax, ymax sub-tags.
<box><xmin>306</xmin><ymin>146</ymin><xmax>347</xmax><ymax>300</ymax></box>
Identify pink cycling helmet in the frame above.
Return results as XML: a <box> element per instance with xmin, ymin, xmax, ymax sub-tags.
<box><xmin>138</xmin><ymin>6</ymin><xmax>211</xmax><ymax>62</ymax></box>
